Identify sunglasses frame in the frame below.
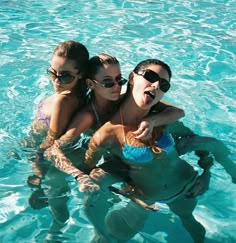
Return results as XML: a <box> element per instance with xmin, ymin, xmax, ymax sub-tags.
<box><xmin>47</xmin><ymin>69</ymin><xmax>76</xmax><ymax>84</ymax></box>
<box><xmin>92</xmin><ymin>77</ymin><xmax>127</xmax><ymax>88</ymax></box>
<box><xmin>135</xmin><ymin>69</ymin><xmax>170</xmax><ymax>93</ymax></box>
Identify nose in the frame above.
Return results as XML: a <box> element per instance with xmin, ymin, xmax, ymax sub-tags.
<box><xmin>151</xmin><ymin>80</ymin><xmax>160</xmax><ymax>89</ymax></box>
<box><xmin>113</xmin><ymin>81</ymin><xmax>122</xmax><ymax>89</ymax></box>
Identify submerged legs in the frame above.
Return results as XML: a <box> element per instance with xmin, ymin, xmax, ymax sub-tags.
<box><xmin>168</xmin><ymin>197</ymin><xmax>205</xmax><ymax>243</ymax></box>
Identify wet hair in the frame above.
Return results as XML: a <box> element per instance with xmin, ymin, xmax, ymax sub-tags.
<box><xmin>53</xmin><ymin>40</ymin><xmax>89</xmax><ymax>104</ymax></box>
<box><xmin>133</xmin><ymin>59</ymin><xmax>172</xmax><ymax>80</ymax></box>
<box><xmin>53</xmin><ymin>40</ymin><xmax>89</xmax><ymax>75</ymax></box>
<box><xmin>86</xmin><ymin>53</ymin><xmax>119</xmax><ymax>80</ymax></box>
<box><xmin>86</xmin><ymin>53</ymin><xmax>120</xmax><ymax>102</ymax></box>
<box><xmin>126</xmin><ymin>59</ymin><xmax>172</xmax><ymax>95</ymax></box>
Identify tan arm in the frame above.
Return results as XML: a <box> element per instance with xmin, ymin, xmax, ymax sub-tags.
<box><xmin>134</xmin><ymin>101</ymin><xmax>185</xmax><ymax>140</ymax></box>
<box><xmin>45</xmin><ymin>109</ymin><xmax>101</xmax><ymax>193</ymax></box>
<box><xmin>40</xmin><ymin>95</ymin><xmax>79</xmax><ymax>150</ymax></box>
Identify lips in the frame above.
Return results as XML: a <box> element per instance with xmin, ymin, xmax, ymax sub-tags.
<box><xmin>144</xmin><ymin>90</ymin><xmax>155</xmax><ymax>99</ymax></box>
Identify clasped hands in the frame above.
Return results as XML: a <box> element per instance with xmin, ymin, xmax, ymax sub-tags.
<box><xmin>77</xmin><ymin>174</ymin><xmax>101</xmax><ymax>194</ymax></box>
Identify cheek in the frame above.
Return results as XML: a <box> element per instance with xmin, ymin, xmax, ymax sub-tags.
<box><xmin>95</xmin><ymin>87</ymin><xmax>107</xmax><ymax>97</ymax></box>
<box><xmin>155</xmin><ymin>91</ymin><xmax>164</xmax><ymax>102</ymax></box>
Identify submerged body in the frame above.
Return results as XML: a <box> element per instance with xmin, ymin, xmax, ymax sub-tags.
<box><xmin>84</xmin><ymin>59</ymin><xmax>236</xmax><ymax>243</ymax></box>
<box><xmin>86</xmin><ymin>119</ymin><xmax>197</xmax><ymax>204</ymax></box>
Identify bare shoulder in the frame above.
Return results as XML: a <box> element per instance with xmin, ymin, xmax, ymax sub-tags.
<box><xmin>93</xmin><ymin>121</ymin><xmax>120</xmax><ymax>145</ymax></box>
<box><xmin>71</xmin><ymin>106</ymin><xmax>94</xmax><ymax>126</ymax></box>
<box><xmin>54</xmin><ymin>93</ymin><xmax>78</xmax><ymax>106</ymax></box>
<box><xmin>65</xmin><ymin>106</ymin><xmax>94</xmax><ymax>136</ymax></box>
<box><xmin>51</xmin><ymin>94</ymin><xmax>80</xmax><ymax>118</ymax></box>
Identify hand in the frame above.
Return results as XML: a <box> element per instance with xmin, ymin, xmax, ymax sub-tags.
<box><xmin>186</xmin><ymin>170</ymin><xmax>211</xmax><ymax>198</ymax></box>
<box><xmin>77</xmin><ymin>174</ymin><xmax>100</xmax><ymax>194</ymax></box>
<box><xmin>133</xmin><ymin>120</ymin><xmax>154</xmax><ymax>141</ymax></box>
<box><xmin>27</xmin><ymin>174</ymin><xmax>42</xmax><ymax>188</ymax></box>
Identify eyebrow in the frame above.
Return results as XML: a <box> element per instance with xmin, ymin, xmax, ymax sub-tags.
<box><xmin>102</xmin><ymin>74</ymin><xmax>122</xmax><ymax>78</ymax></box>
<box><xmin>50</xmin><ymin>67</ymin><xmax>71</xmax><ymax>75</ymax></box>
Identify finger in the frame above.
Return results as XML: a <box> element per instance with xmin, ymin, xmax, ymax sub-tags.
<box><xmin>135</xmin><ymin>130</ymin><xmax>150</xmax><ymax>140</ymax></box>
<box><xmin>133</xmin><ymin>127</ymin><xmax>145</xmax><ymax>135</ymax></box>
<box><xmin>187</xmin><ymin>183</ymin><xmax>203</xmax><ymax>198</ymax></box>
<box><xmin>88</xmin><ymin>186</ymin><xmax>99</xmax><ymax>193</ymax></box>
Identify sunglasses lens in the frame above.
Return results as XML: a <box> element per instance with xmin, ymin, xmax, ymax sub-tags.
<box><xmin>118</xmin><ymin>78</ymin><xmax>128</xmax><ymax>86</ymax></box>
<box><xmin>104</xmin><ymin>83</ymin><xmax>115</xmax><ymax>88</ymax></box>
<box><xmin>137</xmin><ymin>69</ymin><xmax>170</xmax><ymax>92</ymax></box>
<box><xmin>144</xmin><ymin>70</ymin><xmax>160</xmax><ymax>83</ymax></box>
<box><xmin>160</xmin><ymin>79</ymin><xmax>171</xmax><ymax>92</ymax></box>
<box><xmin>103</xmin><ymin>78</ymin><xmax>127</xmax><ymax>88</ymax></box>
<box><xmin>58</xmin><ymin>76</ymin><xmax>74</xmax><ymax>84</ymax></box>
<box><xmin>47</xmin><ymin>69</ymin><xmax>74</xmax><ymax>84</ymax></box>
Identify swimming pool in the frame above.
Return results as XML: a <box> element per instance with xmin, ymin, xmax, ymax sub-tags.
<box><xmin>0</xmin><ymin>0</ymin><xmax>235</xmax><ymax>242</ymax></box>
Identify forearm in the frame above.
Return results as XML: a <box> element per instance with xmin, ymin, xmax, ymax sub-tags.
<box><xmin>147</xmin><ymin>107</ymin><xmax>185</xmax><ymax>127</ymax></box>
<box><xmin>39</xmin><ymin>126</ymin><xmax>63</xmax><ymax>150</ymax></box>
<box><xmin>45</xmin><ymin>143</ymin><xmax>90</xmax><ymax>179</ymax></box>
<box><xmin>84</xmin><ymin>139</ymin><xmax>102</xmax><ymax>170</ymax></box>
<box><xmin>89</xmin><ymin>167</ymin><xmax>124</xmax><ymax>189</ymax></box>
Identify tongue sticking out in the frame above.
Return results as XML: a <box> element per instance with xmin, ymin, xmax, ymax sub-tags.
<box><xmin>143</xmin><ymin>91</ymin><xmax>155</xmax><ymax>105</ymax></box>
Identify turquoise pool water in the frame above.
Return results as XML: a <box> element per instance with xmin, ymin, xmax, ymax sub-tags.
<box><xmin>0</xmin><ymin>0</ymin><xmax>235</xmax><ymax>242</ymax></box>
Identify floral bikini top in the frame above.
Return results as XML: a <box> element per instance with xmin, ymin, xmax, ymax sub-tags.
<box><xmin>120</xmin><ymin>109</ymin><xmax>175</xmax><ymax>164</ymax></box>
<box><xmin>36</xmin><ymin>101</ymin><xmax>50</xmax><ymax>127</ymax></box>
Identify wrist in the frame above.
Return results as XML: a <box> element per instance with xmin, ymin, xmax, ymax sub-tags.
<box><xmin>203</xmin><ymin>166</ymin><xmax>211</xmax><ymax>174</ymax></box>
<box><xmin>198</xmin><ymin>154</ymin><xmax>214</xmax><ymax>171</ymax></box>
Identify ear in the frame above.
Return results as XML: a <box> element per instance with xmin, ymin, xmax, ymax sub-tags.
<box><xmin>129</xmin><ymin>72</ymin><xmax>135</xmax><ymax>86</ymax></box>
<box><xmin>86</xmin><ymin>78</ymin><xmax>95</xmax><ymax>89</ymax></box>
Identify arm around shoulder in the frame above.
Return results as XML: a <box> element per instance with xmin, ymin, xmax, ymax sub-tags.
<box><xmin>134</xmin><ymin>101</ymin><xmax>184</xmax><ymax>140</ymax></box>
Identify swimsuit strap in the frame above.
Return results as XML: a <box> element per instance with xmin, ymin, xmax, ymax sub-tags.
<box><xmin>119</xmin><ymin>107</ymin><xmax>127</xmax><ymax>145</ymax></box>
<box><xmin>149</xmin><ymin>129</ymin><xmax>163</xmax><ymax>154</ymax></box>
<box><xmin>92</xmin><ymin>101</ymin><xmax>102</xmax><ymax>128</ymax></box>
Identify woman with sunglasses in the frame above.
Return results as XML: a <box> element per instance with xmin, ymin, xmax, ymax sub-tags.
<box><xmin>24</xmin><ymin>40</ymin><xmax>89</xmax><ymax>213</ymax></box>
<box><xmin>31</xmin><ymin>40</ymin><xmax>89</xmax><ymax>149</ymax></box>
<box><xmin>82</xmin><ymin>58</ymin><xmax>236</xmax><ymax>242</ymax></box>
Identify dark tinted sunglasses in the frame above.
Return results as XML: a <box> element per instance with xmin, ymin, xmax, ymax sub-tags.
<box><xmin>135</xmin><ymin>69</ymin><xmax>170</xmax><ymax>93</ymax></box>
<box><xmin>47</xmin><ymin>69</ymin><xmax>75</xmax><ymax>84</ymax></box>
<box><xmin>92</xmin><ymin>77</ymin><xmax>127</xmax><ymax>88</ymax></box>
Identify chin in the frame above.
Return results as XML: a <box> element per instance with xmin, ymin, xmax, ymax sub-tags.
<box><xmin>111</xmin><ymin>95</ymin><xmax>120</xmax><ymax>101</ymax></box>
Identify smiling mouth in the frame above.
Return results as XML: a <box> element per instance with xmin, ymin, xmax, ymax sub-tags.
<box><xmin>144</xmin><ymin>91</ymin><xmax>155</xmax><ymax>99</ymax></box>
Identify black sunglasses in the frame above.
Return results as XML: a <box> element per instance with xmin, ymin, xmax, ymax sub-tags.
<box><xmin>135</xmin><ymin>69</ymin><xmax>170</xmax><ymax>93</ymax></box>
<box><xmin>47</xmin><ymin>69</ymin><xmax>75</xmax><ymax>84</ymax></box>
<box><xmin>92</xmin><ymin>77</ymin><xmax>127</xmax><ymax>88</ymax></box>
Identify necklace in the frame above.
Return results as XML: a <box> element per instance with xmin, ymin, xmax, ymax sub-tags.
<box><xmin>92</xmin><ymin>101</ymin><xmax>102</xmax><ymax>127</ymax></box>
